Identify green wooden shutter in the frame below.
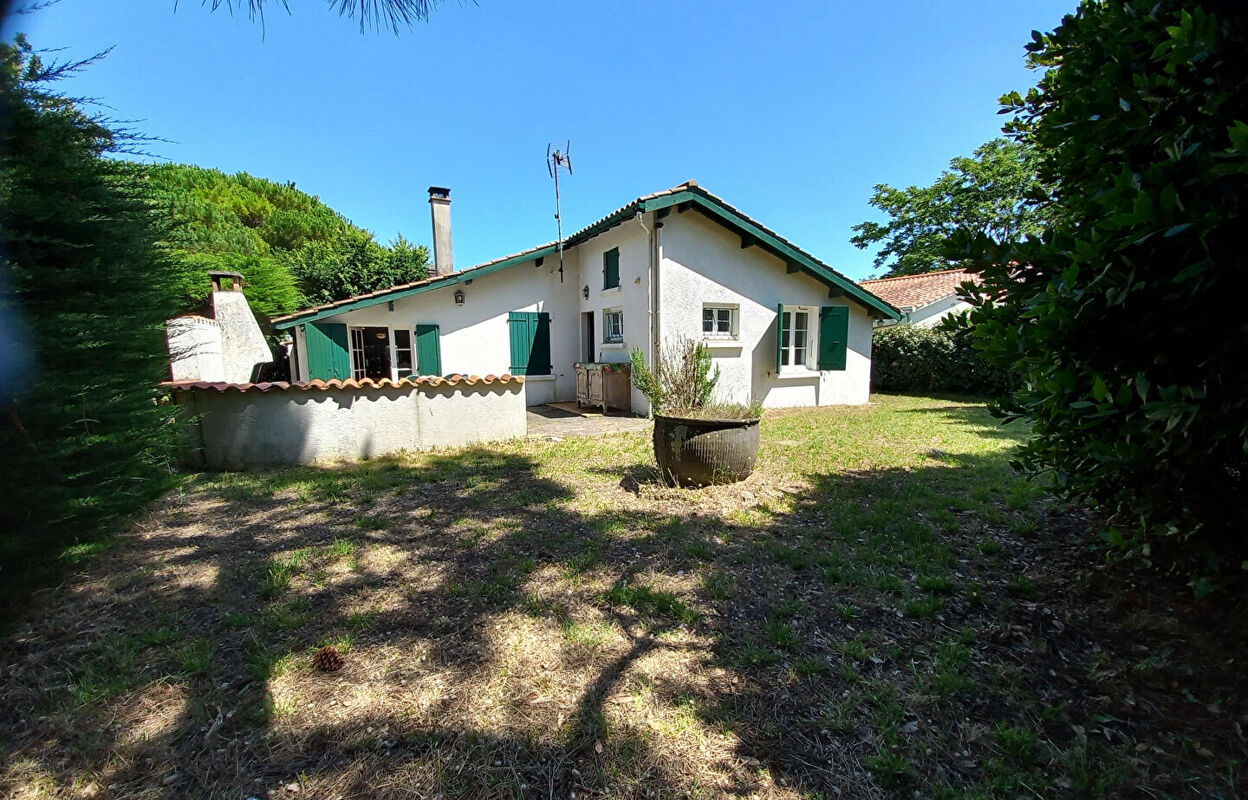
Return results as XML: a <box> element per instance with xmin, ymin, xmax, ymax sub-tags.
<box><xmin>603</xmin><ymin>248</ymin><xmax>620</xmax><ymax>290</ymax></box>
<box><xmin>508</xmin><ymin>311</ymin><xmax>551</xmax><ymax>376</ymax></box>
<box><xmin>531</xmin><ymin>312</ymin><xmax>552</xmax><ymax>375</ymax></box>
<box><xmin>774</xmin><ymin>303</ymin><xmax>785</xmax><ymax>372</ymax></box>
<box><xmin>306</xmin><ymin>322</ymin><xmax>351</xmax><ymax>381</ymax></box>
<box><xmin>818</xmin><ymin>306</ymin><xmax>849</xmax><ymax>371</ymax></box>
<box><xmin>415</xmin><ymin>324</ymin><xmax>441</xmax><ymax>376</ymax></box>
<box><xmin>508</xmin><ymin>312</ymin><xmax>530</xmax><ymax>375</ymax></box>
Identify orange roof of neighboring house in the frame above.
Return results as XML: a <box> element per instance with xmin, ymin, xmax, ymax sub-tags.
<box><xmin>858</xmin><ymin>268</ymin><xmax>981</xmax><ymax>311</ymax></box>
<box><xmin>161</xmin><ymin>374</ymin><xmax>523</xmax><ymax>393</ymax></box>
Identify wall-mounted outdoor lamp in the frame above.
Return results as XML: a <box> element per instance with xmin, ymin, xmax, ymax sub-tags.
<box><xmin>453</xmin><ymin>289</ymin><xmax>465</xmax><ymax>306</ymax></box>
<box><xmin>582</xmin><ymin>284</ymin><xmax>590</xmax><ymax>300</ymax></box>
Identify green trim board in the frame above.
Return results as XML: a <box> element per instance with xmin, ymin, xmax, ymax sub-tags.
<box><xmin>639</xmin><ymin>190</ymin><xmax>900</xmax><ymax>319</ymax></box>
<box><xmin>274</xmin><ymin>184</ymin><xmax>901</xmax><ymax>329</ymax></box>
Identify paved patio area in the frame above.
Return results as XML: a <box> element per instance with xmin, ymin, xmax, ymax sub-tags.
<box><xmin>526</xmin><ymin>403</ymin><xmax>651</xmax><ymax>439</ymax></box>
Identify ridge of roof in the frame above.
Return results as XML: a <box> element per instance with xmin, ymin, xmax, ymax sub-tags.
<box><xmin>859</xmin><ymin>267</ymin><xmax>972</xmax><ymax>285</ymax></box>
<box><xmin>857</xmin><ymin>268</ymin><xmax>981</xmax><ymax>311</ymax></box>
<box><xmin>273</xmin><ymin>181</ymin><xmax>901</xmax><ymax>327</ymax></box>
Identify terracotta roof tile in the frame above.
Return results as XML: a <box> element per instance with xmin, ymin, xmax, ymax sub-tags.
<box><xmin>272</xmin><ymin>180</ymin><xmax>900</xmax><ymax>324</ymax></box>
<box><xmin>858</xmin><ymin>268</ymin><xmax>981</xmax><ymax>311</ymax></box>
<box><xmin>161</xmin><ymin>374</ymin><xmax>524</xmax><ymax>393</ymax></box>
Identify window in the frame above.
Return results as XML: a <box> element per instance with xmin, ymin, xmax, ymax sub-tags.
<box><xmin>392</xmin><ymin>328</ymin><xmax>414</xmax><ymax>379</ymax></box>
<box><xmin>346</xmin><ymin>326</ymin><xmax>434</xmax><ymax>381</ymax></box>
<box><xmin>603</xmin><ymin>247</ymin><xmax>620</xmax><ymax>290</ymax></box>
<box><xmin>603</xmin><ymin>308</ymin><xmax>624</xmax><ymax>343</ymax></box>
<box><xmin>779</xmin><ymin>308</ymin><xmax>811</xmax><ymax>369</ymax></box>
<box><xmin>702</xmin><ymin>305</ymin><xmax>737</xmax><ymax>339</ymax></box>
<box><xmin>508</xmin><ymin>312</ymin><xmax>551</xmax><ymax>375</ymax></box>
<box><xmin>349</xmin><ymin>327</ymin><xmax>367</xmax><ymax>380</ymax></box>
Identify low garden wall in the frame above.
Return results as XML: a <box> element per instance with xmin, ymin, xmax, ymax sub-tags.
<box><xmin>166</xmin><ymin>375</ymin><xmax>526</xmax><ymax>468</ymax></box>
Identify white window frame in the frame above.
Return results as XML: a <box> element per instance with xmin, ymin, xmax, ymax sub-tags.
<box><xmin>348</xmin><ymin>325</ymin><xmax>415</xmax><ymax>382</ymax></box>
<box><xmin>701</xmin><ymin>304</ymin><xmax>739</xmax><ymax>340</ymax></box>
<box><xmin>602</xmin><ymin>307</ymin><xmax>624</xmax><ymax>344</ymax></box>
<box><xmin>349</xmin><ymin>327</ymin><xmax>368</xmax><ymax>380</ymax></box>
<box><xmin>779</xmin><ymin>306</ymin><xmax>817</xmax><ymax>373</ymax></box>
<box><xmin>391</xmin><ymin>327</ymin><xmax>415</xmax><ymax>381</ymax></box>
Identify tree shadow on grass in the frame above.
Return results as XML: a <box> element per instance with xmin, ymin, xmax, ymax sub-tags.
<box><xmin>2</xmin><ymin>445</ymin><xmax>1244</xmax><ymax>799</ymax></box>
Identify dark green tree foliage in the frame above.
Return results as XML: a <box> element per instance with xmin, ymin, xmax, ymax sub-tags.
<box><xmin>852</xmin><ymin>139</ymin><xmax>1052</xmax><ymax>277</ymax></box>
<box><xmin>954</xmin><ymin>2</ymin><xmax>1248</xmax><ymax>579</ymax></box>
<box><xmin>870</xmin><ymin>325</ymin><xmax>1012</xmax><ymax>396</ymax></box>
<box><xmin>281</xmin><ymin>230</ymin><xmax>430</xmax><ymax>307</ymax></box>
<box><xmin>147</xmin><ymin>164</ymin><xmax>430</xmax><ymax>317</ymax></box>
<box><xmin>0</xmin><ymin>36</ymin><xmax>180</xmax><ymax>600</ymax></box>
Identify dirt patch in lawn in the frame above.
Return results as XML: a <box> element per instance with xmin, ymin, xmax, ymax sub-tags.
<box><xmin>1</xmin><ymin>396</ymin><xmax>1244</xmax><ymax>799</ymax></box>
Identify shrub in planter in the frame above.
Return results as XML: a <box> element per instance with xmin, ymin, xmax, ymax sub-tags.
<box><xmin>630</xmin><ymin>339</ymin><xmax>761</xmax><ymax>486</ymax></box>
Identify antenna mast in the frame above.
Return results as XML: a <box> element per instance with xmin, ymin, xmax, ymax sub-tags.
<box><xmin>546</xmin><ymin>142</ymin><xmax>572</xmax><ymax>283</ymax></box>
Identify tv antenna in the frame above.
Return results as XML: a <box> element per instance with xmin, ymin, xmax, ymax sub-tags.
<box><xmin>546</xmin><ymin>142</ymin><xmax>572</xmax><ymax>282</ymax></box>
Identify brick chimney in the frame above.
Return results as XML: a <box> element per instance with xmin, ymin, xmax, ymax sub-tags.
<box><xmin>428</xmin><ymin>186</ymin><xmax>453</xmax><ymax>276</ymax></box>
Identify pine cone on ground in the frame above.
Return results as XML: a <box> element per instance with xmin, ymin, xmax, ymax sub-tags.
<box><xmin>313</xmin><ymin>645</ymin><xmax>345</xmax><ymax>672</ymax></box>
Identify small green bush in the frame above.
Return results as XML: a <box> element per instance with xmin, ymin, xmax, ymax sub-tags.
<box><xmin>870</xmin><ymin>324</ymin><xmax>1012</xmax><ymax>395</ymax></box>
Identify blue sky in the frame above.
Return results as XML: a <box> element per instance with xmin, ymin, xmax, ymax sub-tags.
<box><xmin>17</xmin><ymin>0</ymin><xmax>1073</xmax><ymax>280</ymax></box>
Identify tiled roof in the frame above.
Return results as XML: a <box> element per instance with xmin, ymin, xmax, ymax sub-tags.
<box><xmin>269</xmin><ymin>184</ymin><xmax>696</xmax><ymax>325</ymax></box>
<box><xmin>858</xmin><ymin>268</ymin><xmax>980</xmax><ymax>311</ymax></box>
<box><xmin>272</xmin><ymin>180</ymin><xmax>901</xmax><ymax>326</ymax></box>
<box><xmin>161</xmin><ymin>374</ymin><xmax>523</xmax><ymax>393</ymax></box>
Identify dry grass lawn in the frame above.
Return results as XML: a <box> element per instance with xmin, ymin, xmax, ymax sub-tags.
<box><xmin>1</xmin><ymin>395</ymin><xmax>1244</xmax><ymax>799</ymax></box>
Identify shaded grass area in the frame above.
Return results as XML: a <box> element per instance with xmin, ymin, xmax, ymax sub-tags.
<box><xmin>1</xmin><ymin>395</ymin><xmax>1244</xmax><ymax>799</ymax></box>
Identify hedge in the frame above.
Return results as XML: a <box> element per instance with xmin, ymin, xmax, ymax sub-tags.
<box><xmin>870</xmin><ymin>324</ymin><xmax>1012</xmax><ymax>396</ymax></box>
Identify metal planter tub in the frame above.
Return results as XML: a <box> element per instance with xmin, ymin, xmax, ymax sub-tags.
<box><xmin>652</xmin><ymin>414</ymin><xmax>760</xmax><ymax>487</ymax></box>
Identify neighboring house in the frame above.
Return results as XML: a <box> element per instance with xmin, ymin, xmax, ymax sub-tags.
<box><xmin>166</xmin><ymin>271</ymin><xmax>274</xmax><ymax>383</ymax></box>
<box><xmin>272</xmin><ymin>181</ymin><xmax>902</xmax><ymax>413</ymax></box>
<box><xmin>859</xmin><ymin>268</ymin><xmax>980</xmax><ymax>328</ymax></box>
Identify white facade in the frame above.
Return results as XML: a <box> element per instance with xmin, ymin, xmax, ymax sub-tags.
<box><xmin>282</xmin><ymin>186</ymin><xmax>895</xmax><ymax>414</ymax></box>
<box><xmin>294</xmin><ymin>256</ymin><xmax>580</xmax><ymax>407</ymax></box>
<box><xmin>659</xmin><ymin>211</ymin><xmax>872</xmax><ymax>407</ymax></box>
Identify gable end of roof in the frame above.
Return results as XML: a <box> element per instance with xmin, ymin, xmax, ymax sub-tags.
<box><xmin>272</xmin><ymin>183</ymin><xmax>902</xmax><ymax>328</ymax></box>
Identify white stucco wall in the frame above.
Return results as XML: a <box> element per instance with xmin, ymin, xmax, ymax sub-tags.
<box><xmin>658</xmin><ymin>210</ymin><xmax>874</xmax><ymax>408</ymax></box>
<box><xmin>566</xmin><ymin>219</ymin><xmax>654</xmax><ymax>413</ymax></box>
<box><xmin>167</xmin><ymin>317</ymin><xmax>225</xmax><ymax>382</ymax></box>
<box><xmin>213</xmin><ymin>290</ymin><xmax>273</xmax><ymax>383</ymax></box>
<box><xmin>910</xmin><ymin>295</ymin><xmax>973</xmax><ymax>328</ymax></box>
<box><xmin>287</xmin><ymin>203</ymin><xmax>876</xmax><ymax>412</ymax></box>
<box><xmin>312</xmin><ymin>257</ymin><xmax>581</xmax><ymax>406</ymax></box>
<box><xmin>175</xmin><ymin>381</ymin><xmax>526</xmax><ymax>468</ymax></box>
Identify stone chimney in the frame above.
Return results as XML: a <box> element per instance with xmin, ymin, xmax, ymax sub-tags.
<box><xmin>428</xmin><ymin>186</ymin><xmax>453</xmax><ymax>276</ymax></box>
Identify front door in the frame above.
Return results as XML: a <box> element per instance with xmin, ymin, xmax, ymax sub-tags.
<box><xmin>581</xmin><ymin>311</ymin><xmax>595</xmax><ymax>363</ymax></box>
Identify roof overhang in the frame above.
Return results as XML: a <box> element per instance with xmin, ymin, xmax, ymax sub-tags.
<box><xmin>642</xmin><ymin>189</ymin><xmax>901</xmax><ymax>320</ymax></box>
<box><xmin>273</xmin><ymin>184</ymin><xmax>901</xmax><ymax>329</ymax></box>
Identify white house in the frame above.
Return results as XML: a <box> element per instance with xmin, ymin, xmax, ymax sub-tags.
<box><xmin>272</xmin><ymin>181</ymin><xmax>901</xmax><ymax>414</ymax></box>
<box><xmin>858</xmin><ymin>268</ymin><xmax>979</xmax><ymax>328</ymax></box>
